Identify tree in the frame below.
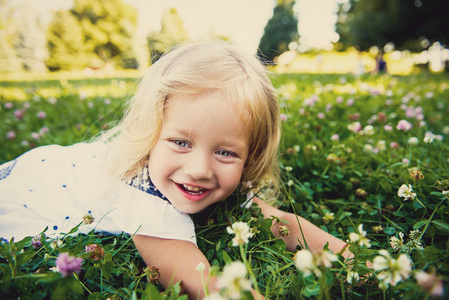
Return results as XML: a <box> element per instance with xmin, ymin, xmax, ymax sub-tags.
<box><xmin>336</xmin><ymin>0</ymin><xmax>449</xmax><ymax>51</ymax></box>
<box><xmin>13</xmin><ymin>6</ymin><xmax>48</xmax><ymax>72</ymax></box>
<box><xmin>46</xmin><ymin>10</ymin><xmax>86</xmax><ymax>71</ymax></box>
<box><xmin>257</xmin><ymin>0</ymin><xmax>299</xmax><ymax>64</ymax></box>
<box><xmin>147</xmin><ymin>8</ymin><xmax>190</xmax><ymax>64</ymax></box>
<box><xmin>71</xmin><ymin>0</ymin><xmax>142</xmax><ymax>69</ymax></box>
<box><xmin>0</xmin><ymin>0</ymin><xmax>21</xmax><ymax>72</ymax></box>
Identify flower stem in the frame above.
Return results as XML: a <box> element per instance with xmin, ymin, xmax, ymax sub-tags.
<box><xmin>239</xmin><ymin>244</ymin><xmax>260</xmax><ymax>296</ymax></box>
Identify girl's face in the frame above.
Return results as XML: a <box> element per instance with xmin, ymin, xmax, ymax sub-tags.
<box><xmin>148</xmin><ymin>91</ymin><xmax>249</xmax><ymax>214</ymax></box>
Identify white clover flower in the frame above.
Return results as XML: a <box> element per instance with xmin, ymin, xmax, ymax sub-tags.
<box><xmin>216</xmin><ymin>262</ymin><xmax>252</xmax><ymax>299</ymax></box>
<box><xmin>376</xmin><ymin>140</ymin><xmax>386</xmax><ymax>151</ymax></box>
<box><xmin>196</xmin><ymin>262</ymin><xmax>206</xmax><ymax>273</ymax></box>
<box><xmin>408</xmin><ymin>137</ymin><xmax>419</xmax><ymax>145</ymax></box>
<box><xmin>50</xmin><ymin>239</ymin><xmax>63</xmax><ymax>250</ymax></box>
<box><xmin>205</xmin><ymin>293</ymin><xmax>225</xmax><ymax>300</ymax></box>
<box><xmin>315</xmin><ymin>250</ymin><xmax>338</xmax><ymax>268</ymax></box>
<box><xmin>227</xmin><ymin>222</ymin><xmax>253</xmax><ymax>247</ymax></box>
<box><xmin>373</xmin><ymin>251</ymin><xmax>412</xmax><ymax>288</ymax></box>
<box><xmin>362</xmin><ymin>125</ymin><xmax>375</xmax><ymax>135</ymax></box>
<box><xmin>347</xmin><ymin>270</ymin><xmax>360</xmax><ymax>284</ymax></box>
<box><xmin>347</xmin><ymin>224</ymin><xmax>371</xmax><ymax>248</ymax></box>
<box><xmin>389</xmin><ymin>236</ymin><xmax>403</xmax><ymax>251</ymax></box>
<box><xmin>348</xmin><ymin>122</ymin><xmax>362</xmax><ymax>133</ymax></box>
<box><xmin>322</xmin><ymin>212</ymin><xmax>335</xmax><ymax>224</ymax></box>
<box><xmin>294</xmin><ymin>250</ymin><xmax>315</xmax><ymax>277</ymax></box>
<box><xmin>398</xmin><ymin>184</ymin><xmax>416</xmax><ymax>201</ymax></box>
<box><xmin>294</xmin><ymin>249</ymin><xmax>337</xmax><ymax>278</ymax></box>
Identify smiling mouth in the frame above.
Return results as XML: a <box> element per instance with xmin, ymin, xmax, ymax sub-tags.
<box><xmin>178</xmin><ymin>183</ymin><xmax>208</xmax><ymax>195</ymax></box>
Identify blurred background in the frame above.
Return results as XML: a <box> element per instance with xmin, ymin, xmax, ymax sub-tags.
<box><xmin>0</xmin><ymin>0</ymin><xmax>448</xmax><ymax>77</ymax></box>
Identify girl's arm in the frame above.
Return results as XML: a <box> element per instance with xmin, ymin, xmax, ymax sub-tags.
<box><xmin>132</xmin><ymin>235</ymin><xmax>216</xmax><ymax>299</ymax></box>
<box><xmin>133</xmin><ymin>235</ymin><xmax>264</xmax><ymax>299</ymax></box>
<box><xmin>253</xmin><ymin>198</ymin><xmax>350</xmax><ymax>257</ymax></box>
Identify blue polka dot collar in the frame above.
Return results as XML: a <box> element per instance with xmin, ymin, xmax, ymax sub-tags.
<box><xmin>125</xmin><ymin>166</ymin><xmax>169</xmax><ymax>202</ymax></box>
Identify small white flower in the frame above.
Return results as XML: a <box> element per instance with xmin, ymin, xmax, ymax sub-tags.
<box><xmin>196</xmin><ymin>262</ymin><xmax>206</xmax><ymax>273</ymax></box>
<box><xmin>227</xmin><ymin>222</ymin><xmax>253</xmax><ymax>246</ymax></box>
<box><xmin>373</xmin><ymin>250</ymin><xmax>412</xmax><ymax>287</ymax></box>
<box><xmin>294</xmin><ymin>250</ymin><xmax>315</xmax><ymax>277</ymax></box>
<box><xmin>347</xmin><ymin>270</ymin><xmax>360</xmax><ymax>284</ymax></box>
<box><xmin>50</xmin><ymin>239</ymin><xmax>63</xmax><ymax>250</ymax></box>
<box><xmin>408</xmin><ymin>137</ymin><xmax>419</xmax><ymax>145</ymax></box>
<box><xmin>348</xmin><ymin>225</ymin><xmax>371</xmax><ymax>248</ymax></box>
<box><xmin>398</xmin><ymin>184</ymin><xmax>416</xmax><ymax>201</ymax></box>
<box><xmin>216</xmin><ymin>262</ymin><xmax>251</xmax><ymax>299</ymax></box>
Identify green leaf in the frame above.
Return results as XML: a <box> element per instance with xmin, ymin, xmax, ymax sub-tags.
<box><xmin>432</xmin><ymin>219</ymin><xmax>449</xmax><ymax>235</ymax></box>
<box><xmin>15</xmin><ymin>250</ymin><xmax>36</xmax><ymax>266</ymax></box>
<box><xmin>104</xmin><ymin>252</ymin><xmax>113</xmax><ymax>262</ymax></box>
<box><xmin>303</xmin><ymin>283</ymin><xmax>321</xmax><ymax>297</ymax></box>
<box><xmin>413</xmin><ymin>220</ymin><xmax>429</xmax><ymax>229</ymax></box>
<box><xmin>101</xmin><ymin>260</ymin><xmax>114</xmax><ymax>280</ymax></box>
<box><xmin>383</xmin><ymin>227</ymin><xmax>396</xmax><ymax>235</ymax></box>
<box><xmin>145</xmin><ymin>283</ymin><xmax>162</xmax><ymax>300</ymax></box>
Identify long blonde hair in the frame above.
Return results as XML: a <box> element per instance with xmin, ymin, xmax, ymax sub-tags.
<box><xmin>100</xmin><ymin>41</ymin><xmax>280</xmax><ymax>190</ymax></box>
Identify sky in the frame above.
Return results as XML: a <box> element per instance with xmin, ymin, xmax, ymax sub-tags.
<box><xmin>14</xmin><ymin>0</ymin><xmax>340</xmax><ymax>54</ymax></box>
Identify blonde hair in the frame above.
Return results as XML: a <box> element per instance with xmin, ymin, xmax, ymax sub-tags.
<box><xmin>100</xmin><ymin>41</ymin><xmax>280</xmax><ymax>190</ymax></box>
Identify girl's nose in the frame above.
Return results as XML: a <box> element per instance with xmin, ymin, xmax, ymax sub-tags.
<box><xmin>184</xmin><ymin>153</ymin><xmax>214</xmax><ymax>180</ymax></box>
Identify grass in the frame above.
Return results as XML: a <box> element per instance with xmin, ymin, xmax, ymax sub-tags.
<box><xmin>1</xmin><ymin>71</ymin><xmax>448</xmax><ymax>299</ymax></box>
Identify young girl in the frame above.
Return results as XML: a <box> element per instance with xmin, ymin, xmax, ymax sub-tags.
<box><xmin>0</xmin><ymin>42</ymin><xmax>349</xmax><ymax>299</ymax></box>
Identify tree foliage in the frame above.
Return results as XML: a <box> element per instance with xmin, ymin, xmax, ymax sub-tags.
<box><xmin>257</xmin><ymin>0</ymin><xmax>299</xmax><ymax>63</ymax></box>
<box><xmin>0</xmin><ymin>0</ymin><xmax>21</xmax><ymax>72</ymax></box>
<box><xmin>336</xmin><ymin>0</ymin><xmax>449</xmax><ymax>51</ymax></box>
<box><xmin>71</xmin><ymin>0</ymin><xmax>140</xmax><ymax>68</ymax></box>
<box><xmin>46</xmin><ymin>10</ymin><xmax>86</xmax><ymax>71</ymax></box>
<box><xmin>147</xmin><ymin>8</ymin><xmax>190</xmax><ymax>64</ymax></box>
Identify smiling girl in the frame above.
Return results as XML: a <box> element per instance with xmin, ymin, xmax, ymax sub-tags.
<box><xmin>0</xmin><ymin>42</ymin><xmax>349</xmax><ymax>299</ymax></box>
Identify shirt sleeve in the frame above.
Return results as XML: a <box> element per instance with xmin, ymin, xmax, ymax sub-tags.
<box><xmin>107</xmin><ymin>183</ymin><xmax>197</xmax><ymax>245</ymax></box>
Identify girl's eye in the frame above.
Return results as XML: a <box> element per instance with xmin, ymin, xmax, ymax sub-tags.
<box><xmin>173</xmin><ymin>140</ymin><xmax>189</xmax><ymax>148</ymax></box>
<box><xmin>216</xmin><ymin>150</ymin><xmax>233</xmax><ymax>157</ymax></box>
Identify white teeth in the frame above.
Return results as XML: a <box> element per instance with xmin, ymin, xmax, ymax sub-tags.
<box><xmin>183</xmin><ymin>184</ymin><xmax>203</xmax><ymax>192</ymax></box>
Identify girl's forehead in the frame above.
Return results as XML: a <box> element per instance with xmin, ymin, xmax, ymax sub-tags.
<box><xmin>164</xmin><ymin>91</ymin><xmax>250</xmax><ymax>136</ymax></box>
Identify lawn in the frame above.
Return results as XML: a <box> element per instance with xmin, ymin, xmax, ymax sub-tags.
<box><xmin>1</xmin><ymin>72</ymin><xmax>448</xmax><ymax>299</ymax></box>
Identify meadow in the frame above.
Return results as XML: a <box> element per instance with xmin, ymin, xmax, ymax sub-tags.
<box><xmin>0</xmin><ymin>72</ymin><xmax>448</xmax><ymax>299</ymax></box>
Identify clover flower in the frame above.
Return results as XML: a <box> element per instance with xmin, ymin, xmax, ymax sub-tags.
<box><xmin>216</xmin><ymin>261</ymin><xmax>252</xmax><ymax>299</ymax></box>
<box><xmin>294</xmin><ymin>249</ymin><xmax>338</xmax><ymax>278</ymax></box>
<box><xmin>408</xmin><ymin>137</ymin><xmax>419</xmax><ymax>145</ymax></box>
<box><xmin>227</xmin><ymin>222</ymin><xmax>253</xmax><ymax>247</ymax></box>
<box><xmin>373</xmin><ymin>250</ymin><xmax>412</xmax><ymax>288</ymax></box>
<box><xmin>397</xmin><ymin>184</ymin><xmax>416</xmax><ymax>201</ymax></box>
<box><xmin>409</xmin><ymin>168</ymin><xmax>424</xmax><ymax>180</ymax></box>
<box><xmin>37</xmin><ymin>111</ymin><xmax>46</xmax><ymax>119</ymax></box>
<box><xmin>415</xmin><ymin>271</ymin><xmax>444</xmax><ymax>297</ymax></box>
<box><xmin>389</xmin><ymin>233</ymin><xmax>404</xmax><ymax>251</ymax></box>
<box><xmin>361</xmin><ymin>125</ymin><xmax>375</xmax><ymax>135</ymax></box>
<box><xmin>85</xmin><ymin>244</ymin><xmax>104</xmax><ymax>261</ymax></box>
<box><xmin>50</xmin><ymin>239</ymin><xmax>63</xmax><ymax>250</ymax></box>
<box><xmin>31</xmin><ymin>235</ymin><xmax>43</xmax><ymax>248</ymax></box>
<box><xmin>144</xmin><ymin>266</ymin><xmax>160</xmax><ymax>284</ymax></box>
<box><xmin>322</xmin><ymin>212</ymin><xmax>335</xmax><ymax>224</ymax></box>
<box><xmin>396</xmin><ymin>119</ymin><xmax>413</xmax><ymax>131</ymax></box>
<box><xmin>278</xmin><ymin>225</ymin><xmax>290</xmax><ymax>237</ymax></box>
<box><xmin>347</xmin><ymin>122</ymin><xmax>362</xmax><ymax>133</ymax></box>
<box><xmin>82</xmin><ymin>213</ymin><xmax>95</xmax><ymax>225</ymax></box>
<box><xmin>195</xmin><ymin>262</ymin><xmax>206</xmax><ymax>273</ymax></box>
<box><xmin>347</xmin><ymin>270</ymin><xmax>360</xmax><ymax>284</ymax></box>
<box><xmin>6</xmin><ymin>131</ymin><xmax>16</xmax><ymax>140</ymax></box>
<box><xmin>55</xmin><ymin>252</ymin><xmax>83</xmax><ymax>277</ymax></box>
<box><xmin>347</xmin><ymin>224</ymin><xmax>371</xmax><ymax>248</ymax></box>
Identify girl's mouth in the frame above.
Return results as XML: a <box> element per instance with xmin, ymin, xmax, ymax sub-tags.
<box><xmin>175</xmin><ymin>183</ymin><xmax>212</xmax><ymax>201</ymax></box>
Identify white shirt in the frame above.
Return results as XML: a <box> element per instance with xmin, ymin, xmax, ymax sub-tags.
<box><xmin>0</xmin><ymin>143</ymin><xmax>196</xmax><ymax>245</ymax></box>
